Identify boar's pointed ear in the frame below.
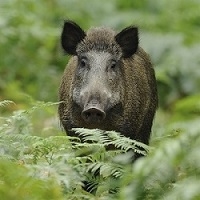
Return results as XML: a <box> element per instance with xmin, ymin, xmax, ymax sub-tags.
<box><xmin>61</xmin><ymin>20</ymin><xmax>86</xmax><ymax>55</ymax></box>
<box><xmin>115</xmin><ymin>26</ymin><xmax>138</xmax><ymax>58</ymax></box>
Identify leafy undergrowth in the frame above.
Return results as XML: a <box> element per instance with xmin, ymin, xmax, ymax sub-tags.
<box><xmin>0</xmin><ymin>101</ymin><xmax>200</xmax><ymax>200</ymax></box>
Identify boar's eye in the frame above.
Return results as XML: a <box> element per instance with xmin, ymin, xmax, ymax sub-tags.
<box><xmin>79</xmin><ymin>57</ymin><xmax>87</xmax><ymax>68</ymax></box>
<box><xmin>81</xmin><ymin>59</ymin><xmax>86</xmax><ymax>67</ymax></box>
<box><xmin>110</xmin><ymin>60</ymin><xmax>117</xmax><ymax>70</ymax></box>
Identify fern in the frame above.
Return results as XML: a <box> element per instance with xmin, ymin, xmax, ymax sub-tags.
<box><xmin>73</xmin><ymin>128</ymin><xmax>149</xmax><ymax>156</ymax></box>
<box><xmin>1</xmin><ymin>100</ymin><xmax>200</xmax><ymax>199</ymax></box>
<box><xmin>23</xmin><ymin>101</ymin><xmax>61</xmax><ymax>115</ymax></box>
<box><xmin>0</xmin><ymin>100</ymin><xmax>14</xmax><ymax>107</ymax></box>
<box><xmin>119</xmin><ymin>119</ymin><xmax>200</xmax><ymax>199</ymax></box>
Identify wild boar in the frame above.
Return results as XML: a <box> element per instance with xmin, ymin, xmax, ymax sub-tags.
<box><xmin>58</xmin><ymin>20</ymin><xmax>158</xmax><ymax>148</ymax></box>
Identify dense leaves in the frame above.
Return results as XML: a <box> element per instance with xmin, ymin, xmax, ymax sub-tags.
<box><xmin>0</xmin><ymin>102</ymin><xmax>200</xmax><ymax>199</ymax></box>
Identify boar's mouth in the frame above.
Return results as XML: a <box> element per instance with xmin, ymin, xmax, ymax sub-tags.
<box><xmin>81</xmin><ymin>103</ymin><xmax>106</xmax><ymax>124</ymax></box>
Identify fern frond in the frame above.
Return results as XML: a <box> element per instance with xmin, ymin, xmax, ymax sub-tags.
<box><xmin>0</xmin><ymin>100</ymin><xmax>14</xmax><ymax>107</ymax></box>
<box><xmin>0</xmin><ymin>133</ymin><xmax>43</xmax><ymax>147</ymax></box>
<box><xmin>73</xmin><ymin>128</ymin><xmax>149</xmax><ymax>156</ymax></box>
<box><xmin>119</xmin><ymin>120</ymin><xmax>200</xmax><ymax>199</ymax></box>
<box><xmin>24</xmin><ymin>101</ymin><xmax>60</xmax><ymax>114</ymax></box>
<box><xmin>72</xmin><ymin>128</ymin><xmax>112</xmax><ymax>144</ymax></box>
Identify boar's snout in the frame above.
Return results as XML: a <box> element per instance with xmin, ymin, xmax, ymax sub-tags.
<box><xmin>81</xmin><ymin>104</ymin><xmax>106</xmax><ymax>124</ymax></box>
<box><xmin>79</xmin><ymin>87</ymin><xmax>110</xmax><ymax>124</ymax></box>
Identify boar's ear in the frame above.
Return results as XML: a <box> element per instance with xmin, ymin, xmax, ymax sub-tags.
<box><xmin>115</xmin><ymin>26</ymin><xmax>138</xmax><ymax>58</ymax></box>
<box><xmin>61</xmin><ymin>20</ymin><xmax>86</xmax><ymax>55</ymax></box>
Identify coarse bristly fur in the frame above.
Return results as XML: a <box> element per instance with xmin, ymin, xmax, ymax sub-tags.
<box><xmin>59</xmin><ymin>20</ymin><xmax>158</xmax><ymax>150</ymax></box>
<box><xmin>77</xmin><ymin>27</ymin><xmax>122</xmax><ymax>57</ymax></box>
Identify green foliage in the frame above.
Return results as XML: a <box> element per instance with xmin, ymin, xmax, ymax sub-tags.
<box><xmin>73</xmin><ymin>128</ymin><xmax>148</xmax><ymax>155</ymax></box>
<box><xmin>171</xmin><ymin>94</ymin><xmax>200</xmax><ymax>121</ymax></box>
<box><xmin>1</xmin><ymin>100</ymin><xmax>200</xmax><ymax>199</ymax></box>
<box><xmin>0</xmin><ymin>160</ymin><xmax>64</xmax><ymax>200</ymax></box>
<box><xmin>142</xmin><ymin>34</ymin><xmax>200</xmax><ymax>107</ymax></box>
<box><xmin>0</xmin><ymin>100</ymin><xmax>14</xmax><ymax>107</ymax></box>
<box><xmin>0</xmin><ymin>101</ymin><xmax>146</xmax><ymax>198</ymax></box>
<box><xmin>120</xmin><ymin>120</ymin><xmax>200</xmax><ymax>199</ymax></box>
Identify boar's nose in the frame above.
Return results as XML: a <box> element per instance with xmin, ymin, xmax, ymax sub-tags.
<box><xmin>81</xmin><ymin>107</ymin><xmax>106</xmax><ymax>124</ymax></box>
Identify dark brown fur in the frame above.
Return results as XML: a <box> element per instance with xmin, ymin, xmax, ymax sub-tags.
<box><xmin>59</xmin><ymin>21</ymin><xmax>158</xmax><ymax>146</ymax></box>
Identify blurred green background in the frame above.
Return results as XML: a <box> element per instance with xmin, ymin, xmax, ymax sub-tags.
<box><xmin>0</xmin><ymin>0</ymin><xmax>200</xmax><ymax>140</ymax></box>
